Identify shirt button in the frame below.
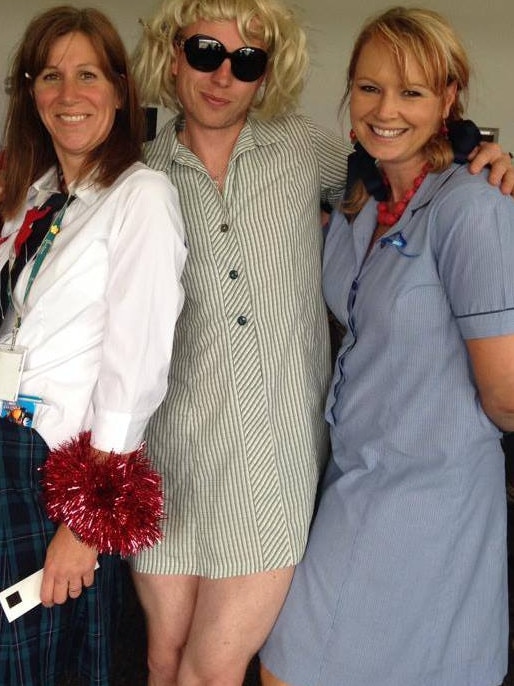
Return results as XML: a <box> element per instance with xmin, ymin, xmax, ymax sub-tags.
<box><xmin>237</xmin><ymin>315</ymin><xmax>247</xmax><ymax>326</ymax></box>
<box><xmin>229</xmin><ymin>269</ymin><xmax>239</xmax><ymax>280</ymax></box>
<box><xmin>220</xmin><ymin>223</ymin><xmax>229</xmax><ymax>233</ymax></box>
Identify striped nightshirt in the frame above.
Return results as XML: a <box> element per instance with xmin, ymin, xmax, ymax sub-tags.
<box><xmin>132</xmin><ymin>114</ymin><xmax>349</xmax><ymax>577</ymax></box>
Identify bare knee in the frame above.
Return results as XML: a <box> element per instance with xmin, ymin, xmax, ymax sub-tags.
<box><xmin>177</xmin><ymin>568</ymin><xmax>294</xmax><ymax>686</ymax></box>
<box><xmin>145</xmin><ymin>629</ymin><xmax>182</xmax><ymax>681</ymax></box>
<box><xmin>131</xmin><ymin>571</ymin><xmax>198</xmax><ymax>685</ymax></box>
<box><xmin>178</xmin><ymin>635</ymin><xmax>258</xmax><ymax>686</ymax></box>
<box><xmin>142</xmin><ymin>603</ymin><xmax>183</xmax><ymax>685</ymax></box>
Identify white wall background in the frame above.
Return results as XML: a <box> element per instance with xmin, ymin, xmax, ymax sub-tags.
<box><xmin>1</xmin><ymin>0</ymin><xmax>513</xmax><ymax>147</ymax></box>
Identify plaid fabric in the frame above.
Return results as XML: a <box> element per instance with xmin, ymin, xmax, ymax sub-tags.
<box><xmin>0</xmin><ymin>419</ymin><xmax>122</xmax><ymax>685</ymax></box>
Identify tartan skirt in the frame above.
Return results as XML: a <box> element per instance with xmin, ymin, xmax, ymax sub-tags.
<box><xmin>0</xmin><ymin>419</ymin><xmax>122</xmax><ymax>686</ymax></box>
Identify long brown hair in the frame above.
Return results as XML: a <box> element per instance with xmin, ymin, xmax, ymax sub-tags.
<box><xmin>2</xmin><ymin>6</ymin><xmax>145</xmax><ymax>219</ymax></box>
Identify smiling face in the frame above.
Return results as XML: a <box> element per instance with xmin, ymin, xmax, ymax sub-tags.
<box><xmin>350</xmin><ymin>36</ymin><xmax>456</xmax><ymax>179</ymax></box>
<box><xmin>171</xmin><ymin>19</ymin><xmax>266</xmax><ymax>137</ymax></box>
<box><xmin>33</xmin><ymin>31</ymin><xmax>121</xmax><ymax>183</ymax></box>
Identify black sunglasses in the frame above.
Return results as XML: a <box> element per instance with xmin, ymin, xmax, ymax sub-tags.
<box><xmin>176</xmin><ymin>34</ymin><xmax>268</xmax><ymax>83</ymax></box>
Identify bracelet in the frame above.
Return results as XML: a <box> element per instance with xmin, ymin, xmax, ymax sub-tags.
<box><xmin>42</xmin><ymin>431</ymin><xmax>164</xmax><ymax>556</ymax></box>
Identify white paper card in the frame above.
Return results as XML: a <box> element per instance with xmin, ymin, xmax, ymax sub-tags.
<box><xmin>0</xmin><ymin>562</ymin><xmax>100</xmax><ymax>622</ymax></box>
<box><xmin>0</xmin><ymin>345</ymin><xmax>27</xmax><ymax>401</ymax></box>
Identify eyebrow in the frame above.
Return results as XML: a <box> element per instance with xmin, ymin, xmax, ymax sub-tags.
<box><xmin>355</xmin><ymin>77</ymin><xmax>430</xmax><ymax>90</ymax></box>
<box><xmin>40</xmin><ymin>62</ymin><xmax>100</xmax><ymax>70</ymax></box>
<box><xmin>402</xmin><ymin>82</ymin><xmax>429</xmax><ymax>88</ymax></box>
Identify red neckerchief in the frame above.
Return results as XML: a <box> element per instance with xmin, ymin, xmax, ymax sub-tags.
<box><xmin>13</xmin><ymin>205</ymin><xmax>54</xmax><ymax>256</ymax></box>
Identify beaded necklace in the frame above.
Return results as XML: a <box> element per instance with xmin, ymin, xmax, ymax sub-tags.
<box><xmin>377</xmin><ymin>163</ymin><xmax>431</xmax><ymax>227</ymax></box>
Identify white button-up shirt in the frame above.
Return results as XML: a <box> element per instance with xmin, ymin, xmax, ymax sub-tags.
<box><xmin>0</xmin><ymin>162</ymin><xmax>187</xmax><ymax>452</ymax></box>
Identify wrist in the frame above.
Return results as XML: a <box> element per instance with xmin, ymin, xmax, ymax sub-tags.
<box><xmin>43</xmin><ymin>431</ymin><xmax>164</xmax><ymax>556</ymax></box>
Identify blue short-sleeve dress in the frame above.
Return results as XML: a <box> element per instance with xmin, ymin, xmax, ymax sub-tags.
<box><xmin>261</xmin><ymin>164</ymin><xmax>514</xmax><ymax>686</ymax></box>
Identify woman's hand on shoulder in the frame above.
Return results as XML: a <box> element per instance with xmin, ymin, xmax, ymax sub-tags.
<box><xmin>468</xmin><ymin>142</ymin><xmax>514</xmax><ymax>196</ymax></box>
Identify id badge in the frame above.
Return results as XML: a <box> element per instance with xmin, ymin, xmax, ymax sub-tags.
<box><xmin>0</xmin><ymin>345</ymin><xmax>27</xmax><ymax>402</ymax></box>
<box><xmin>0</xmin><ymin>395</ymin><xmax>42</xmax><ymax>428</ymax></box>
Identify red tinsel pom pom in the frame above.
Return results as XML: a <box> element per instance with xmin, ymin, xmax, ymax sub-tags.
<box><xmin>42</xmin><ymin>431</ymin><xmax>164</xmax><ymax>557</ymax></box>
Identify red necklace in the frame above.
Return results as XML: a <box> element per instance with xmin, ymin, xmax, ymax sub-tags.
<box><xmin>377</xmin><ymin>164</ymin><xmax>430</xmax><ymax>227</ymax></box>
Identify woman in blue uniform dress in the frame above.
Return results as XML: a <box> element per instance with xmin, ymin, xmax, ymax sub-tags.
<box><xmin>260</xmin><ymin>7</ymin><xmax>514</xmax><ymax>686</ymax></box>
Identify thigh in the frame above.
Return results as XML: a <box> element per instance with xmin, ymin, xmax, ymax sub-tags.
<box><xmin>131</xmin><ymin>571</ymin><xmax>199</xmax><ymax>653</ymax></box>
<box><xmin>181</xmin><ymin>566</ymin><xmax>295</xmax><ymax>681</ymax></box>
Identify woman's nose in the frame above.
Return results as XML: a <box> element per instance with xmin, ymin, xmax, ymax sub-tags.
<box><xmin>58</xmin><ymin>76</ymin><xmax>80</xmax><ymax>102</ymax></box>
<box><xmin>375</xmin><ymin>92</ymin><xmax>399</xmax><ymax>119</ymax></box>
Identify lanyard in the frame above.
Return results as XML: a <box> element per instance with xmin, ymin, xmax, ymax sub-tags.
<box><xmin>9</xmin><ymin>195</ymin><xmax>73</xmax><ymax>346</ymax></box>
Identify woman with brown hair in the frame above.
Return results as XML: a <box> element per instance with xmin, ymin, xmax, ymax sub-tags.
<box><xmin>0</xmin><ymin>6</ymin><xmax>186</xmax><ymax>684</ymax></box>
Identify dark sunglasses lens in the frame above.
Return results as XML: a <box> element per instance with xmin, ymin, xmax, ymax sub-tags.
<box><xmin>231</xmin><ymin>48</ymin><xmax>268</xmax><ymax>82</ymax></box>
<box><xmin>184</xmin><ymin>36</ymin><xmax>225</xmax><ymax>72</ymax></box>
<box><xmin>183</xmin><ymin>36</ymin><xmax>267</xmax><ymax>82</ymax></box>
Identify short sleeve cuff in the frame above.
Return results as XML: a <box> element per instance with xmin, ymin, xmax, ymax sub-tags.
<box><xmin>457</xmin><ymin>308</ymin><xmax>514</xmax><ymax>340</ymax></box>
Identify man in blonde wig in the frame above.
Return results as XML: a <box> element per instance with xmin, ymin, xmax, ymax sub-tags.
<box><xmin>131</xmin><ymin>1</ymin><xmax>346</xmax><ymax>684</ymax></box>
<box><xmin>130</xmin><ymin>0</ymin><xmax>514</xmax><ymax>684</ymax></box>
